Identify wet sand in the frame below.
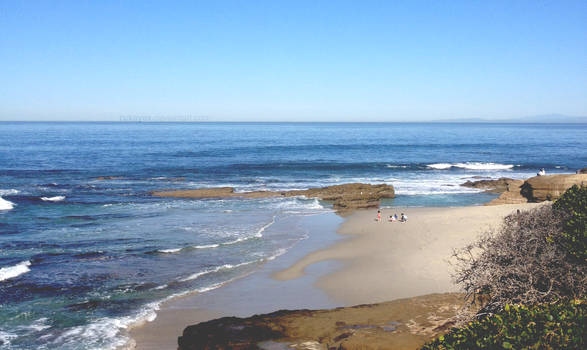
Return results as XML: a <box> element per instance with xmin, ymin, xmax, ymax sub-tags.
<box><xmin>128</xmin><ymin>213</ymin><xmax>345</xmax><ymax>349</ymax></box>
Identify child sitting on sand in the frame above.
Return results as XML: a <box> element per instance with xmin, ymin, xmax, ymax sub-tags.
<box><xmin>400</xmin><ymin>213</ymin><xmax>408</xmax><ymax>222</ymax></box>
<box><xmin>389</xmin><ymin>214</ymin><xmax>397</xmax><ymax>222</ymax></box>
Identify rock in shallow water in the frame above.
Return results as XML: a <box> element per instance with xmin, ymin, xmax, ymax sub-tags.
<box><xmin>152</xmin><ymin>183</ymin><xmax>395</xmax><ymax>212</ymax></box>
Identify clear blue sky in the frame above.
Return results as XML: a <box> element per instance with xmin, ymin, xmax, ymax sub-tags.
<box><xmin>1</xmin><ymin>0</ymin><xmax>586</xmax><ymax>121</ymax></box>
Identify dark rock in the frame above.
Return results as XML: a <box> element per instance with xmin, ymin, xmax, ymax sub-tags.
<box><xmin>333</xmin><ymin>332</ymin><xmax>353</xmax><ymax>342</ymax></box>
<box><xmin>577</xmin><ymin>167</ymin><xmax>587</xmax><ymax>174</ymax></box>
<box><xmin>178</xmin><ymin>313</ymin><xmax>286</xmax><ymax>350</ymax></box>
<box><xmin>460</xmin><ymin>177</ymin><xmax>515</xmax><ymax>193</ymax></box>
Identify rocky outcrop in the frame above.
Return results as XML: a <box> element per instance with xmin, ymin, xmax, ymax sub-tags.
<box><xmin>486</xmin><ymin>179</ymin><xmax>527</xmax><ymax>205</ymax></box>
<box><xmin>486</xmin><ymin>174</ymin><xmax>587</xmax><ymax>205</ymax></box>
<box><xmin>521</xmin><ymin>174</ymin><xmax>587</xmax><ymax>202</ymax></box>
<box><xmin>178</xmin><ymin>293</ymin><xmax>464</xmax><ymax>350</ymax></box>
<box><xmin>461</xmin><ymin>178</ymin><xmax>516</xmax><ymax>193</ymax></box>
<box><xmin>153</xmin><ymin>183</ymin><xmax>395</xmax><ymax>211</ymax></box>
<box><xmin>577</xmin><ymin>168</ymin><xmax>587</xmax><ymax>174</ymax></box>
<box><xmin>298</xmin><ymin>183</ymin><xmax>395</xmax><ymax>211</ymax></box>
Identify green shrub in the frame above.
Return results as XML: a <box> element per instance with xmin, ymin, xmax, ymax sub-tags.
<box><xmin>422</xmin><ymin>300</ymin><xmax>585</xmax><ymax>350</ymax></box>
<box><xmin>552</xmin><ymin>185</ymin><xmax>587</xmax><ymax>262</ymax></box>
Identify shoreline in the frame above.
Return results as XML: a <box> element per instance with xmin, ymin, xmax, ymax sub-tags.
<box><xmin>127</xmin><ymin>212</ymin><xmax>346</xmax><ymax>349</ymax></box>
<box><xmin>127</xmin><ymin>202</ymin><xmax>543</xmax><ymax>349</ymax></box>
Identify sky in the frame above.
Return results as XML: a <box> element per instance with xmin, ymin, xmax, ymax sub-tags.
<box><xmin>0</xmin><ymin>0</ymin><xmax>586</xmax><ymax>122</ymax></box>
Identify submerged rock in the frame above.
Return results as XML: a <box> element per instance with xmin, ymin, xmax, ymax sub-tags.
<box><xmin>95</xmin><ymin>176</ymin><xmax>123</xmax><ymax>180</ymax></box>
<box><xmin>460</xmin><ymin>177</ymin><xmax>516</xmax><ymax>193</ymax></box>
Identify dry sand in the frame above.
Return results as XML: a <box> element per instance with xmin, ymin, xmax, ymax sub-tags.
<box><xmin>275</xmin><ymin>203</ymin><xmax>542</xmax><ymax>305</ymax></box>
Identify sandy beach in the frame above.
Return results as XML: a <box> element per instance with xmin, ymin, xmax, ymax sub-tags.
<box><xmin>128</xmin><ymin>202</ymin><xmax>543</xmax><ymax>349</ymax></box>
<box><xmin>276</xmin><ymin>203</ymin><xmax>543</xmax><ymax>305</ymax></box>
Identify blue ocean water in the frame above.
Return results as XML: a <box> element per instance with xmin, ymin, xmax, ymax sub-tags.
<box><xmin>0</xmin><ymin>122</ymin><xmax>585</xmax><ymax>349</ymax></box>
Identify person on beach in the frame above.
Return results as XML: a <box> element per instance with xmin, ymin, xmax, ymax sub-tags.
<box><xmin>389</xmin><ymin>215</ymin><xmax>396</xmax><ymax>222</ymax></box>
<box><xmin>400</xmin><ymin>213</ymin><xmax>408</xmax><ymax>222</ymax></box>
<box><xmin>377</xmin><ymin>210</ymin><xmax>381</xmax><ymax>222</ymax></box>
<box><xmin>537</xmin><ymin>168</ymin><xmax>546</xmax><ymax>176</ymax></box>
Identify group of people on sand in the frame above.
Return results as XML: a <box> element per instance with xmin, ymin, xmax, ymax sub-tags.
<box><xmin>377</xmin><ymin>210</ymin><xmax>407</xmax><ymax>223</ymax></box>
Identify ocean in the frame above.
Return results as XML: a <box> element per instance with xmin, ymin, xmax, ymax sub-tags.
<box><xmin>0</xmin><ymin>122</ymin><xmax>585</xmax><ymax>349</ymax></box>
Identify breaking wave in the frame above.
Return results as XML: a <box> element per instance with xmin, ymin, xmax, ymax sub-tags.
<box><xmin>41</xmin><ymin>196</ymin><xmax>66</xmax><ymax>202</ymax></box>
<box><xmin>179</xmin><ymin>260</ymin><xmax>257</xmax><ymax>282</ymax></box>
<box><xmin>0</xmin><ymin>196</ymin><xmax>15</xmax><ymax>210</ymax></box>
<box><xmin>0</xmin><ymin>261</ymin><xmax>31</xmax><ymax>281</ymax></box>
<box><xmin>427</xmin><ymin>162</ymin><xmax>514</xmax><ymax>170</ymax></box>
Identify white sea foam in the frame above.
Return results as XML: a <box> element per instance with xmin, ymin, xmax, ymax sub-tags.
<box><xmin>0</xmin><ymin>261</ymin><xmax>31</xmax><ymax>281</ymax></box>
<box><xmin>180</xmin><ymin>261</ymin><xmax>257</xmax><ymax>282</ymax></box>
<box><xmin>209</xmin><ymin>216</ymin><xmax>278</xmax><ymax>247</ymax></box>
<box><xmin>18</xmin><ymin>317</ymin><xmax>51</xmax><ymax>332</ymax></box>
<box><xmin>0</xmin><ymin>189</ymin><xmax>19</xmax><ymax>196</ymax></box>
<box><xmin>274</xmin><ymin>198</ymin><xmax>326</xmax><ymax>212</ymax></box>
<box><xmin>427</xmin><ymin>162</ymin><xmax>514</xmax><ymax>170</ymax></box>
<box><xmin>0</xmin><ymin>330</ymin><xmax>18</xmax><ymax>346</ymax></box>
<box><xmin>157</xmin><ymin>248</ymin><xmax>182</xmax><ymax>254</ymax></box>
<box><xmin>157</xmin><ymin>243</ymin><xmax>221</xmax><ymax>254</ymax></box>
<box><xmin>195</xmin><ymin>282</ymin><xmax>225</xmax><ymax>293</ymax></box>
<box><xmin>265</xmin><ymin>248</ymin><xmax>288</xmax><ymax>261</ymax></box>
<box><xmin>0</xmin><ymin>196</ymin><xmax>15</xmax><ymax>211</ymax></box>
<box><xmin>193</xmin><ymin>243</ymin><xmax>220</xmax><ymax>249</ymax></box>
<box><xmin>426</xmin><ymin>163</ymin><xmax>453</xmax><ymax>170</ymax></box>
<box><xmin>41</xmin><ymin>196</ymin><xmax>66</xmax><ymax>202</ymax></box>
<box><xmin>255</xmin><ymin>215</ymin><xmax>276</xmax><ymax>237</ymax></box>
<box><xmin>51</xmin><ymin>299</ymin><xmax>160</xmax><ymax>350</ymax></box>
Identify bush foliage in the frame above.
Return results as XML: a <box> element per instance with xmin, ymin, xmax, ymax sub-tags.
<box><xmin>430</xmin><ymin>186</ymin><xmax>587</xmax><ymax>349</ymax></box>
<box><xmin>451</xmin><ymin>205</ymin><xmax>585</xmax><ymax>313</ymax></box>
<box><xmin>552</xmin><ymin>185</ymin><xmax>587</xmax><ymax>262</ymax></box>
<box><xmin>422</xmin><ymin>300</ymin><xmax>585</xmax><ymax>350</ymax></box>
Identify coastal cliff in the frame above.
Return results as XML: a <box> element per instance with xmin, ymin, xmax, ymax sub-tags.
<box><xmin>152</xmin><ymin>183</ymin><xmax>395</xmax><ymax>211</ymax></box>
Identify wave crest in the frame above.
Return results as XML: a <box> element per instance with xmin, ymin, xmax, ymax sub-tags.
<box><xmin>0</xmin><ymin>261</ymin><xmax>31</xmax><ymax>281</ymax></box>
<box><xmin>427</xmin><ymin>162</ymin><xmax>514</xmax><ymax>170</ymax></box>
<box><xmin>41</xmin><ymin>196</ymin><xmax>66</xmax><ymax>202</ymax></box>
<box><xmin>180</xmin><ymin>261</ymin><xmax>257</xmax><ymax>282</ymax></box>
<box><xmin>0</xmin><ymin>189</ymin><xmax>19</xmax><ymax>196</ymax></box>
<box><xmin>0</xmin><ymin>196</ymin><xmax>15</xmax><ymax>211</ymax></box>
